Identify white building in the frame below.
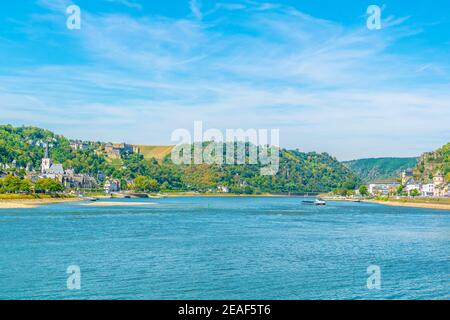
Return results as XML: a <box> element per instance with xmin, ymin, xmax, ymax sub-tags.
<box><xmin>41</xmin><ymin>143</ymin><xmax>54</xmax><ymax>173</ymax></box>
<box><xmin>433</xmin><ymin>171</ymin><xmax>445</xmax><ymax>197</ymax></box>
<box><xmin>104</xmin><ymin>179</ymin><xmax>120</xmax><ymax>194</ymax></box>
<box><xmin>69</xmin><ymin>141</ymin><xmax>89</xmax><ymax>150</ymax></box>
<box><xmin>368</xmin><ymin>182</ymin><xmax>400</xmax><ymax>196</ymax></box>
<box><xmin>41</xmin><ymin>155</ymin><xmax>64</xmax><ymax>178</ymax></box>
<box><xmin>405</xmin><ymin>183</ymin><xmax>421</xmax><ymax>195</ymax></box>
<box><xmin>217</xmin><ymin>185</ymin><xmax>230</xmax><ymax>193</ymax></box>
<box><xmin>421</xmin><ymin>184</ymin><xmax>434</xmax><ymax>197</ymax></box>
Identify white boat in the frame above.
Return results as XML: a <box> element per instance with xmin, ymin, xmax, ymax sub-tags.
<box><xmin>302</xmin><ymin>198</ymin><xmax>327</xmax><ymax>205</ymax></box>
<box><xmin>314</xmin><ymin>198</ymin><xmax>326</xmax><ymax>205</ymax></box>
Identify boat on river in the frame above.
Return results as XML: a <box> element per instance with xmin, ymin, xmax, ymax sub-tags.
<box><xmin>302</xmin><ymin>198</ymin><xmax>327</xmax><ymax>206</ymax></box>
<box><xmin>314</xmin><ymin>198</ymin><xmax>326</xmax><ymax>205</ymax></box>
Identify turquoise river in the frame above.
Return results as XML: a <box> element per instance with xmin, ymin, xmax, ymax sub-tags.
<box><xmin>0</xmin><ymin>197</ymin><xmax>448</xmax><ymax>299</ymax></box>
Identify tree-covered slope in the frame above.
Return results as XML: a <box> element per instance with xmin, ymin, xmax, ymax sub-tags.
<box><xmin>161</xmin><ymin>148</ymin><xmax>360</xmax><ymax>193</ymax></box>
<box><xmin>0</xmin><ymin>125</ymin><xmax>360</xmax><ymax>193</ymax></box>
<box><xmin>343</xmin><ymin>157</ymin><xmax>418</xmax><ymax>182</ymax></box>
<box><xmin>0</xmin><ymin>125</ymin><xmax>107</xmax><ymax>175</ymax></box>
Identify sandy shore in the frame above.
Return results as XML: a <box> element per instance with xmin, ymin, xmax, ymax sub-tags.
<box><xmin>366</xmin><ymin>200</ymin><xmax>450</xmax><ymax>211</ymax></box>
<box><xmin>0</xmin><ymin>198</ymin><xmax>82</xmax><ymax>209</ymax></box>
<box><xmin>162</xmin><ymin>193</ymin><xmax>282</xmax><ymax>197</ymax></box>
<box><xmin>80</xmin><ymin>201</ymin><xmax>157</xmax><ymax>207</ymax></box>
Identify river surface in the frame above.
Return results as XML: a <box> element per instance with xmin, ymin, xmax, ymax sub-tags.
<box><xmin>0</xmin><ymin>197</ymin><xmax>448</xmax><ymax>300</ymax></box>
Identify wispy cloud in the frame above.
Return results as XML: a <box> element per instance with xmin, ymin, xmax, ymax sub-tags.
<box><xmin>104</xmin><ymin>0</ymin><xmax>142</xmax><ymax>10</ymax></box>
<box><xmin>189</xmin><ymin>0</ymin><xmax>202</xmax><ymax>20</ymax></box>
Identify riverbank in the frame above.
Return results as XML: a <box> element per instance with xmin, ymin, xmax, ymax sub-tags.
<box><xmin>3</xmin><ymin>193</ymin><xmax>448</xmax><ymax>210</ymax></box>
<box><xmin>0</xmin><ymin>197</ymin><xmax>82</xmax><ymax>209</ymax></box>
<box><xmin>365</xmin><ymin>198</ymin><xmax>450</xmax><ymax>211</ymax></box>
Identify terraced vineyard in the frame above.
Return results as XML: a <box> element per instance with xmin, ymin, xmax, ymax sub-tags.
<box><xmin>133</xmin><ymin>145</ymin><xmax>174</xmax><ymax>161</ymax></box>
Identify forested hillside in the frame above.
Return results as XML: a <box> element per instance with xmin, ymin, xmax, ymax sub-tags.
<box><xmin>0</xmin><ymin>125</ymin><xmax>106</xmax><ymax>174</ymax></box>
<box><xmin>0</xmin><ymin>125</ymin><xmax>360</xmax><ymax>193</ymax></box>
<box><xmin>343</xmin><ymin>157</ymin><xmax>418</xmax><ymax>182</ymax></box>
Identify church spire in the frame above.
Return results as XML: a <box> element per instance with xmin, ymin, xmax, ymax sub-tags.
<box><xmin>44</xmin><ymin>142</ymin><xmax>49</xmax><ymax>159</ymax></box>
<box><xmin>41</xmin><ymin>141</ymin><xmax>52</xmax><ymax>173</ymax></box>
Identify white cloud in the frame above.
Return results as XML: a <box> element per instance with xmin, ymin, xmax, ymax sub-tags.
<box><xmin>1</xmin><ymin>1</ymin><xmax>449</xmax><ymax>160</ymax></box>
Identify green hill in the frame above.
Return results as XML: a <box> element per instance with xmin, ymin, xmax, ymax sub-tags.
<box><xmin>343</xmin><ymin>157</ymin><xmax>418</xmax><ymax>182</ymax></box>
<box><xmin>161</xmin><ymin>146</ymin><xmax>360</xmax><ymax>193</ymax></box>
<box><xmin>0</xmin><ymin>125</ymin><xmax>107</xmax><ymax>175</ymax></box>
<box><xmin>0</xmin><ymin>125</ymin><xmax>360</xmax><ymax>193</ymax></box>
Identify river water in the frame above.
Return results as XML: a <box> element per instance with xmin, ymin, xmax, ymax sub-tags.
<box><xmin>0</xmin><ymin>197</ymin><xmax>448</xmax><ymax>299</ymax></box>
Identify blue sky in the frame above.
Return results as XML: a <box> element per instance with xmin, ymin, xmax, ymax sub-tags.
<box><xmin>0</xmin><ymin>0</ymin><xmax>449</xmax><ymax>160</ymax></box>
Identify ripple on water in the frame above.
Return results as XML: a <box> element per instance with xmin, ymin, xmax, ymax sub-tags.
<box><xmin>0</xmin><ymin>197</ymin><xmax>448</xmax><ymax>299</ymax></box>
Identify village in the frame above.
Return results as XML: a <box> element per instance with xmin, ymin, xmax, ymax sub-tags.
<box><xmin>367</xmin><ymin>169</ymin><xmax>449</xmax><ymax>198</ymax></box>
<box><xmin>0</xmin><ymin>140</ymin><xmax>133</xmax><ymax>195</ymax></box>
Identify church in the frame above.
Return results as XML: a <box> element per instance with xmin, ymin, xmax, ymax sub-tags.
<box><xmin>39</xmin><ymin>144</ymin><xmax>98</xmax><ymax>189</ymax></box>
<box><xmin>41</xmin><ymin>155</ymin><xmax>64</xmax><ymax>176</ymax></box>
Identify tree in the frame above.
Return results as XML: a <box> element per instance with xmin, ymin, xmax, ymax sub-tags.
<box><xmin>333</xmin><ymin>188</ymin><xmax>345</xmax><ymax>196</ymax></box>
<box><xmin>160</xmin><ymin>181</ymin><xmax>170</xmax><ymax>191</ymax></box>
<box><xmin>243</xmin><ymin>186</ymin><xmax>254</xmax><ymax>194</ymax></box>
<box><xmin>133</xmin><ymin>176</ymin><xmax>159</xmax><ymax>192</ymax></box>
<box><xmin>0</xmin><ymin>175</ymin><xmax>34</xmax><ymax>193</ymax></box>
<box><xmin>333</xmin><ymin>188</ymin><xmax>353</xmax><ymax>196</ymax></box>
<box><xmin>341</xmin><ymin>179</ymin><xmax>357</xmax><ymax>190</ymax></box>
<box><xmin>410</xmin><ymin>189</ymin><xmax>420</xmax><ymax>197</ymax></box>
<box><xmin>396</xmin><ymin>184</ymin><xmax>404</xmax><ymax>195</ymax></box>
<box><xmin>359</xmin><ymin>185</ymin><xmax>369</xmax><ymax>196</ymax></box>
<box><xmin>20</xmin><ymin>179</ymin><xmax>33</xmax><ymax>193</ymax></box>
<box><xmin>35</xmin><ymin>178</ymin><xmax>64</xmax><ymax>193</ymax></box>
<box><xmin>119</xmin><ymin>178</ymin><xmax>128</xmax><ymax>191</ymax></box>
<box><xmin>2</xmin><ymin>174</ymin><xmax>23</xmax><ymax>193</ymax></box>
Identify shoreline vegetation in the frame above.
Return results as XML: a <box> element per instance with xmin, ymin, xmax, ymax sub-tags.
<box><xmin>0</xmin><ymin>192</ymin><xmax>448</xmax><ymax>210</ymax></box>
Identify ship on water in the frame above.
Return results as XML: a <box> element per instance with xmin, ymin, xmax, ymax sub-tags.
<box><xmin>302</xmin><ymin>198</ymin><xmax>327</xmax><ymax>206</ymax></box>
